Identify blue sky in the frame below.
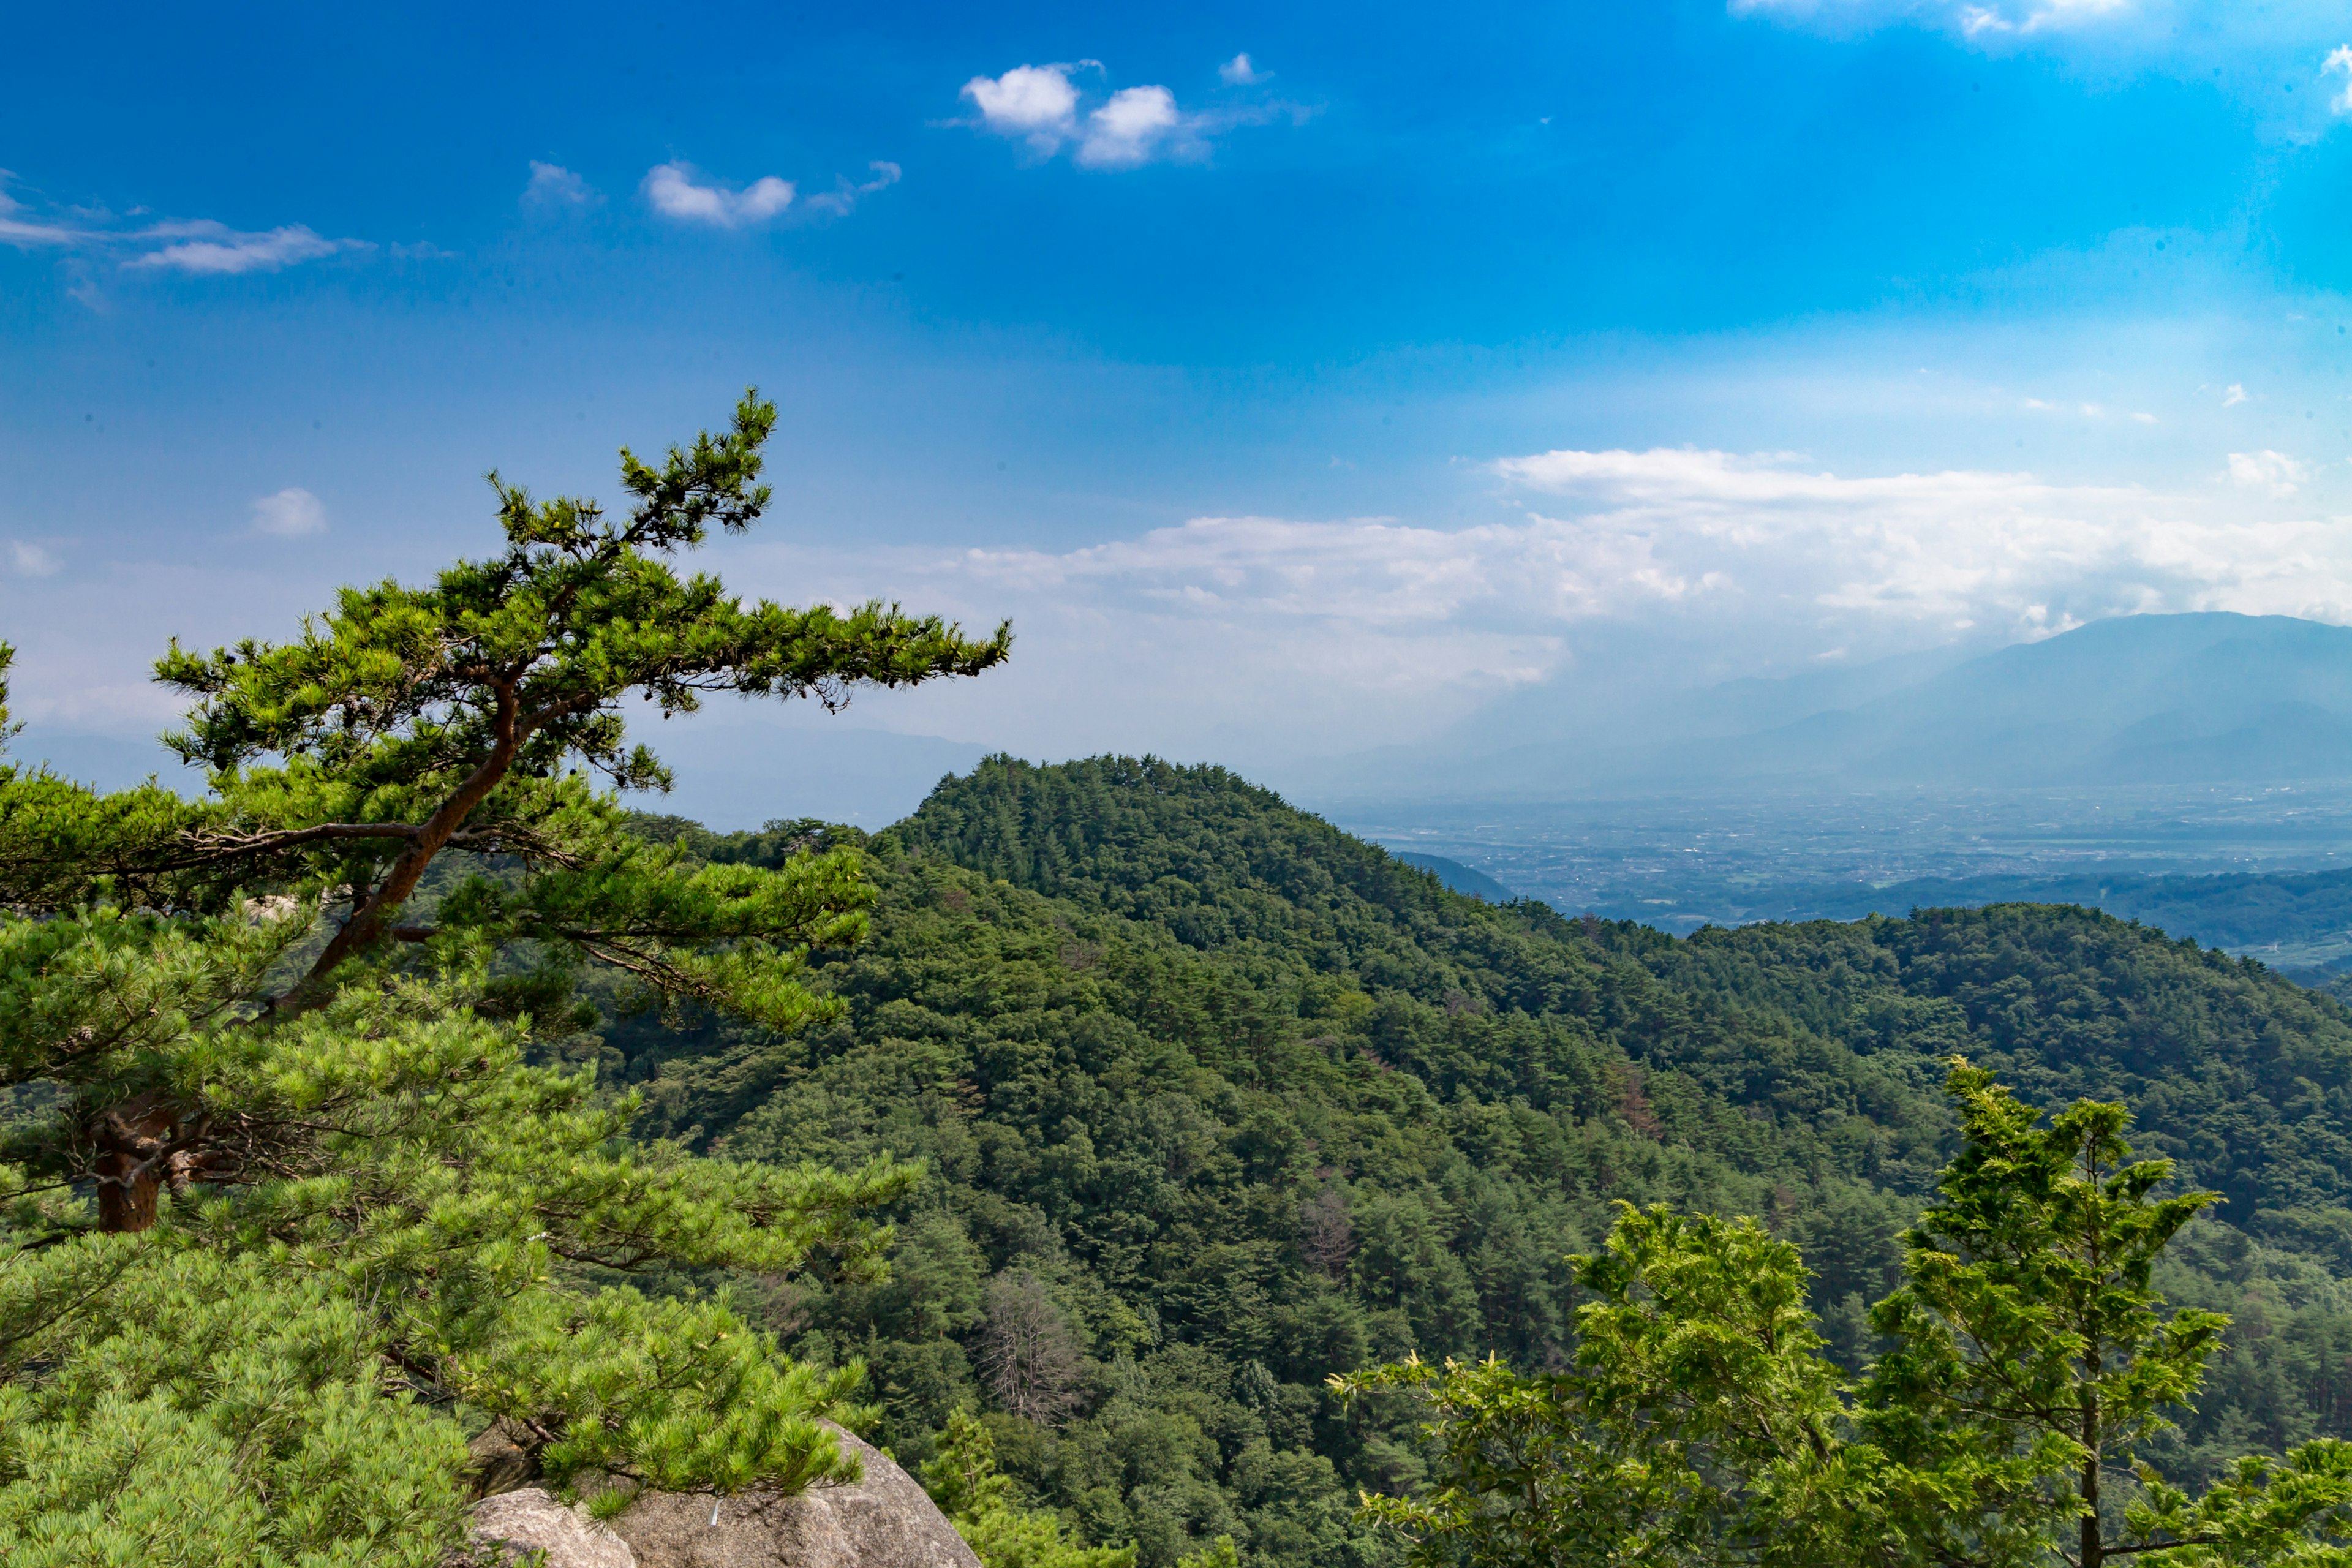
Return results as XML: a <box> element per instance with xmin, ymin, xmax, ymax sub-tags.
<box><xmin>4</xmin><ymin>0</ymin><xmax>2352</xmax><ymax>820</ymax></box>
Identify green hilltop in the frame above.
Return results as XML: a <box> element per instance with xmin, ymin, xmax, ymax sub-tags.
<box><xmin>616</xmin><ymin>755</ymin><xmax>2352</xmax><ymax>1568</ymax></box>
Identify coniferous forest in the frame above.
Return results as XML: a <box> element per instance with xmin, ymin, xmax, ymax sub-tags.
<box><xmin>12</xmin><ymin>404</ymin><xmax>2352</xmax><ymax>1564</ymax></box>
<box><xmin>616</xmin><ymin>756</ymin><xmax>2352</xmax><ymax>1567</ymax></box>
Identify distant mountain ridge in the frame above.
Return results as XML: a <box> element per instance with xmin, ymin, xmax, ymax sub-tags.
<box><xmin>1291</xmin><ymin>612</ymin><xmax>2352</xmax><ymax>800</ymax></box>
<box><xmin>1392</xmin><ymin>850</ymin><xmax>1515</xmax><ymax>902</ymax></box>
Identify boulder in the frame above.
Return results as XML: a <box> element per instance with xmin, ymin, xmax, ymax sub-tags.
<box><xmin>614</xmin><ymin>1422</ymin><xmax>982</xmax><ymax>1568</ymax></box>
<box><xmin>470</xmin><ymin>1488</ymin><xmax>638</xmax><ymax>1568</ymax></box>
<box><xmin>467</xmin><ymin>1423</ymin><xmax>979</xmax><ymax>1568</ymax></box>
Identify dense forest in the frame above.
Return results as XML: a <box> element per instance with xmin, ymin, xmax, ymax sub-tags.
<box><xmin>16</xmin><ymin>399</ymin><xmax>2348</xmax><ymax>1566</ymax></box>
<box><xmin>603</xmin><ymin>755</ymin><xmax>2352</xmax><ymax>1568</ymax></box>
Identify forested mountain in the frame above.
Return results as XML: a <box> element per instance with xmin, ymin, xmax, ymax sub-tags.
<box><xmin>1387</xmin><ymin>852</ymin><xmax>1514</xmax><ymax>903</ymax></box>
<box><xmin>614</xmin><ymin>756</ymin><xmax>2352</xmax><ymax>1568</ymax></box>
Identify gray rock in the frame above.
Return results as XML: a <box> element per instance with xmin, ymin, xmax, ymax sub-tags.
<box><xmin>470</xmin><ymin>1487</ymin><xmax>638</xmax><ymax>1568</ymax></box>
<box><xmin>613</xmin><ymin>1422</ymin><xmax>981</xmax><ymax>1568</ymax></box>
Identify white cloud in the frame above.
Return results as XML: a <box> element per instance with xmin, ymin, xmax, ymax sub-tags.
<box><xmin>0</xmin><ymin>181</ymin><xmax>77</xmax><ymax>247</ymax></box>
<box><xmin>523</xmin><ymin>161</ymin><xmax>594</xmax><ymax>207</ymax></box>
<box><xmin>1079</xmin><ymin>86</ymin><xmax>1185</xmax><ymax>167</ymax></box>
<box><xmin>2223</xmin><ymin>383</ymin><xmax>2248</xmax><ymax>406</ymax></box>
<box><xmin>1488</xmin><ymin>447</ymin><xmax>2352</xmax><ymax>635</ymax></box>
<box><xmin>2227</xmin><ymin>450</ymin><xmax>2307</xmax><ymax>496</ymax></box>
<box><xmin>642</xmin><ymin>162</ymin><xmax>794</xmax><ymax>226</ymax></box>
<box><xmin>1219</xmin><ymin>53</ymin><xmax>1266</xmax><ymax>85</ymax></box>
<box><xmin>963</xmin><ymin>64</ymin><xmax>1084</xmax><ymax>152</ymax></box>
<box><xmin>2327</xmin><ymin>45</ymin><xmax>2352</xmax><ymax>115</ymax></box>
<box><xmin>1956</xmin><ymin>0</ymin><xmax>2128</xmax><ymax>36</ymax></box>
<box><xmin>251</xmin><ymin>488</ymin><xmax>327</xmax><ymax>537</ymax></box>
<box><xmin>4</xmin><ymin>183</ymin><xmax>369</xmax><ymax>274</ymax></box>
<box><xmin>124</xmin><ymin>221</ymin><xmax>355</xmax><ymax>276</ymax></box>
<box><xmin>802</xmin><ymin>161</ymin><xmax>903</xmax><ymax>217</ymax></box>
<box><xmin>961</xmin><ymin>59</ymin><xmax>1292</xmax><ymax>168</ymax></box>
<box><xmin>10</xmin><ymin>543</ymin><xmax>61</xmax><ymax>578</ymax></box>
<box><xmin>723</xmin><ymin>443</ymin><xmax>2352</xmax><ymax>763</ymax></box>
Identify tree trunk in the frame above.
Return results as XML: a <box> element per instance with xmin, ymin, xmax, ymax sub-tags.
<box><xmin>91</xmin><ymin>1091</ymin><xmax>178</xmax><ymax>1232</ymax></box>
<box><xmin>2081</xmin><ymin>1401</ymin><xmax>2102</xmax><ymax>1568</ymax></box>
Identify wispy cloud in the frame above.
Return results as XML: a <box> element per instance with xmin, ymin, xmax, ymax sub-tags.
<box><xmin>522</xmin><ymin>161</ymin><xmax>595</xmax><ymax>208</ymax></box>
<box><xmin>0</xmin><ymin>176</ymin><xmax>365</xmax><ymax>277</ymax></box>
<box><xmin>643</xmin><ymin>162</ymin><xmax>796</xmax><ymax>226</ymax></box>
<box><xmin>960</xmin><ymin>59</ymin><xmax>1300</xmax><ymax>168</ymax></box>
<box><xmin>250</xmin><ymin>488</ymin><xmax>327</xmax><ymax>537</ymax></box>
<box><xmin>1733</xmin><ymin>0</ymin><xmax>2133</xmax><ymax>37</ymax></box>
<box><xmin>126</xmin><ymin>222</ymin><xmax>356</xmax><ymax>276</ymax></box>
<box><xmin>10</xmin><ymin>544</ymin><xmax>61</xmax><ymax>579</ymax></box>
<box><xmin>1955</xmin><ymin>0</ymin><xmax>2129</xmax><ymax>37</ymax></box>
<box><xmin>0</xmin><ymin>181</ymin><xmax>78</xmax><ymax>247</ymax></box>
<box><xmin>802</xmin><ymin>161</ymin><xmax>902</xmax><ymax>217</ymax></box>
<box><xmin>2326</xmin><ymin>45</ymin><xmax>2352</xmax><ymax>115</ymax></box>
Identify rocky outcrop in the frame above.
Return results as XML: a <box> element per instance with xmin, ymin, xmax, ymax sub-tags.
<box><xmin>614</xmin><ymin>1423</ymin><xmax>982</xmax><ymax>1568</ymax></box>
<box><xmin>467</xmin><ymin>1423</ymin><xmax>981</xmax><ymax>1568</ymax></box>
<box><xmin>469</xmin><ymin>1488</ymin><xmax>637</xmax><ymax>1568</ymax></box>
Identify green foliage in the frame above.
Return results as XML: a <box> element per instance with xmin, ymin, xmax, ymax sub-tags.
<box><xmin>1338</xmin><ymin>1207</ymin><xmax>1863</xmax><ymax>1568</ymax></box>
<box><xmin>925</xmin><ymin>1407</ymin><xmax>1139</xmax><ymax>1568</ymax></box>
<box><xmin>1343</xmin><ymin>1072</ymin><xmax>2352</xmax><ymax>1567</ymax></box>
<box><xmin>0</xmin><ymin>401</ymin><xmax>1008</xmax><ymax>1560</ymax></box>
<box><xmin>0</xmin><ymin>1245</ymin><xmax>466</xmax><ymax>1567</ymax></box>
<box><xmin>1862</xmin><ymin>1064</ymin><xmax>2231</xmax><ymax>1564</ymax></box>
<box><xmin>617</xmin><ymin>756</ymin><xmax>2352</xmax><ymax>1568</ymax></box>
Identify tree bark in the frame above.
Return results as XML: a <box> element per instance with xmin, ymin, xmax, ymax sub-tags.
<box><xmin>2081</xmin><ymin>1390</ymin><xmax>2103</xmax><ymax>1568</ymax></box>
<box><xmin>94</xmin><ymin>687</ymin><xmax>527</xmax><ymax>1229</ymax></box>
<box><xmin>91</xmin><ymin>1091</ymin><xmax>179</xmax><ymax>1232</ymax></box>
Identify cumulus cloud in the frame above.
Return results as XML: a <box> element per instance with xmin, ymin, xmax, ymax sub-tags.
<box><xmin>1079</xmin><ymin>86</ymin><xmax>1185</xmax><ymax>167</ymax></box>
<box><xmin>1487</xmin><ymin>446</ymin><xmax>2352</xmax><ymax>639</ymax></box>
<box><xmin>723</xmin><ymin>443</ymin><xmax>2352</xmax><ymax>762</ymax></box>
<box><xmin>251</xmin><ymin>488</ymin><xmax>326</xmax><ymax>537</ymax></box>
<box><xmin>960</xmin><ymin>59</ymin><xmax>1294</xmax><ymax>168</ymax></box>
<box><xmin>642</xmin><ymin>162</ymin><xmax>795</xmax><ymax>225</ymax></box>
<box><xmin>2227</xmin><ymin>450</ymin><xmax>2307</xmax><ymax>497</ymax></box>
<box><xmin>963</xmin><ymin>64</ymin><xmax>1084</xmax><ymax>152</ymax></box>
<box><xmin>523</xmin><ymin>161</ymin><xmax>595</xmax><ymax>208</ymax></box>
<box><xmin>2223</xmin><ymin>383</ymin><xmax>2249</xmax><ymax>406</ymax></box>
<box><xmin>2328</xmin><ymin>45</ymin><xmax>2352</xmax><ymax>115</ymax></box>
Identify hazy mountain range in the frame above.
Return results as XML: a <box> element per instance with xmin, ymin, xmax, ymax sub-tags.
<box><xmin>1286</xmin><ymin>612</ymin><xmax>2352</xmax><ymax>803</ymax></box>
<box><xmin>24</xmin><ymin>612</ymin><xmax>2352</xmax><ymax>827</ymax></box>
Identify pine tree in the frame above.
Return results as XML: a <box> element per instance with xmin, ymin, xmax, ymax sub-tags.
<box><xmin>1863</xmin><ymin>1062</ymin><xmax>2352</xmax><ymax>1567</ymax></box>
<box><xmin>921</xmin><ymin>1407</ymin><xmax>1136</xmax><ymax>1568</ymax></box>
<box><xmin>1340</xmin><ymin>1064</ymin><xmax>2352</xmax><ymax>1568</ymax></box>
<box><xmin>0</xmin><ymin>395</ymin><xmax>1011</xmax><ymax>1562</ymax></box>
<box><xmin>1338</xmin><ymin>1204</ymin><xmax>1860</xmax><ymax>1568</ymax></box>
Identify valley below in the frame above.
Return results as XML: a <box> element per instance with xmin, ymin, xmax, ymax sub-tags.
<box><xmin>1334</xmin><ymin>779</ymin><xmax>2352</xmax><ymax>967</ymax></box>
